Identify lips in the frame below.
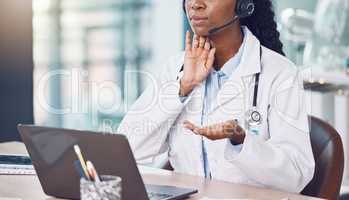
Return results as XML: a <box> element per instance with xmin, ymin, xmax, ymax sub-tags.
<box><xmin>190</xmin><ymin>15</ymin><xmax>208</xmax><ymax>26</ymax></box>
<box><xmin>191</xmin><ymin>16</ymin><xmax>208</xmax><ymax>21</ymax></box>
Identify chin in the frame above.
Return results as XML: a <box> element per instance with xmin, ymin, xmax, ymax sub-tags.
<box><xmin>191</xmin><ymin>26</ymin><xmax>210</xmax><ymax>37</ymax></box>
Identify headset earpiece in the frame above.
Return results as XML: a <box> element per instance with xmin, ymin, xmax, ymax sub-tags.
<box><xmin>235</xmin><ymin>0</ymin><xmax>255</xmax><ymax>19</ymax></box>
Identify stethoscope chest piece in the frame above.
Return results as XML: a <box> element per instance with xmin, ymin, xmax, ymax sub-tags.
<box><xmin>245</xmin><ymin>107</ymin><xmax>262</xmax><ymax>127</ymax></box>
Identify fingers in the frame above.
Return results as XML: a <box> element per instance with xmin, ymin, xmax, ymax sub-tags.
<box><xmin>199</xmin><ymin>37</ymin><xmax>205</xmax><ymax>48</ymax></box>
<box><xmin>183</xmin><ymin>121</ymin><xmax>205</xmax><ymax>135</ymax></box>
<box><xmin>196</xmin><ymin>124</ymin><xmax>224</xmax><ymax>140</ymax></box>
<box><xmin>192</xmin><ymin>35</ymin><xmax>208</xmax><ymax>51</ymax></box>
<box><xmin>183</xmin><ymin>120</ymin><xmax>241</xmax><ymax>141</ymax></box>
<box><xmin>192</xmin><ymin>35</ymin><xmax>199</xmax><ymax>49</ymax></box>
<box><xmin>200</xmin><ymin>40</ymin><xmax>211</xmax><ymax>69</ymax></box>
<box><xmin>185</xmin><ymin>31</ymin><xmax>192</xmax><ymax>51</ymax></box>
<box><xmin>194</xmin><ymin>127</ymin><xmax>206</xmax><ymax>135</ymax></box>
<box><xmin>183</xmin><ymin>120</ymin><xmax>196</xmax><ymax>131</ymax></box>
<box><xmin>204</xmin><ymin>39</ymin><xmax>211</xmax><ymax>50</ymax></box>
<box><xmin>205</xmin><ymin>48</ymin><xmax>216</xmax><ymax>70</ymax></box>
<box><xmin>183</xmin><ymin>120</ymin><xmax>220</xmax><ymax>136</ymax></box>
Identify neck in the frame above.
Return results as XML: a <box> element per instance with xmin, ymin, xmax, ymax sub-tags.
<box><xmin>209</xmin><ymin>23</ymin><xmax>243</xmax><ymax>70</ymax></box>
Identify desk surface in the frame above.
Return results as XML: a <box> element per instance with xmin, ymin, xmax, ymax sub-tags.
<box><xmin>0</xmin><ymin>142</ymin><xmax>323</xmax><ymax>200</ymax></box>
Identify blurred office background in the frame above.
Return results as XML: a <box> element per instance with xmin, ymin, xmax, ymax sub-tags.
<box><xmin>30</xmin><ymin>0</ymin><xmax>349</xmax><ymax>133</ymax></box>
<box><xmin>1</xmin><ymin>0</ymin><xmax>349</xmax><ymax>195</ymax></box>
<box><xmin>29</xmin><ymin>0</ymin><xmax>349</xmax><ymax>133</ymax></box>
<box><xmin>32</xmin><ymin>0</ymin><xmax>183</xmax><ymax>132</ymax></box>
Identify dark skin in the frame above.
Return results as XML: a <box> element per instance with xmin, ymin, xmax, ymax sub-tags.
<box><xmin>180</xmin><ymin>0</ymin><xmax>246</xmax><ymax>144</ymax></box>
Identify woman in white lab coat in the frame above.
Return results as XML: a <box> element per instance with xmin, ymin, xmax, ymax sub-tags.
<box><xmin>117</xmin><ymin>0</ymin><xmax>315</xmax><ymax>193</ymax></box>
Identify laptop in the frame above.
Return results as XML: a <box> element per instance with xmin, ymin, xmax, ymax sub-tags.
<box><xmin>17</xmin><ymin>125</ymin><xmax>198</xmax><ymax>200</ymax></box>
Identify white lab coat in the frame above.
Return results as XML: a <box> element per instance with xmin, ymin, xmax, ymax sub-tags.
<box><xmin>117</xmin><ymin>28</ymin><xmax>315</xmax><ymax>193</ymax></box>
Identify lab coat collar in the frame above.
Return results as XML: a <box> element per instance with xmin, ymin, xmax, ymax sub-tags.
<box><xmin>234</xmin><ymin>26</ymin><xmax>262</xmax><ymax>77</ymax></box>
<box><xmin>217</xmin><ymin>26</ymin><xmax>247</xmax><ymax>77</ymax></box>
<box><xmin>207</xmin><ymin>27</ymin><xmax>262</xmax><ymax>114</ymax></box>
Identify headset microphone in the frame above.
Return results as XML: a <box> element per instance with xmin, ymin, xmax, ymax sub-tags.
<box><xmin>208</xmin><ymin>15</ymin><xmax>240</xmax><ymax>35</ymax></box>
<box><xmin>208</xmin><ymin>0</ymin><xmax>255</xmax><ymax>35</ymax></box>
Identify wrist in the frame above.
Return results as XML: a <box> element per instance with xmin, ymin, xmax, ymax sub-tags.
<box><xmin>229</xmin><ymin>136</ymin><xmax>245</xmax><ymax>145</ymax></box>
<box><xmin>179</xmin><ymin>79</ymin><xmax>194</xmax><ymax>97</ymax></box>
<box><xmin>229</xmin><ymin>130</ymin><xmax>246</xmax><ymax>145</ymax></box>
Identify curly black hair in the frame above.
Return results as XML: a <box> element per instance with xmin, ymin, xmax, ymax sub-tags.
<box><xmin>240</xmin><ymin>0</ymin><xmax>285</xmax><ymax>56</ymax></box>
<box><xmin>182</xmin><ymin>0</ymin><xmax>285</xmax><ymax>56</ymax></box>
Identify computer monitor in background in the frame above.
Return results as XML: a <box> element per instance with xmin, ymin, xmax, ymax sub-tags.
<box><xmin>0</xmin><ymin>0</ymin><xmax>33</xmax><ymax>141</ymax></box>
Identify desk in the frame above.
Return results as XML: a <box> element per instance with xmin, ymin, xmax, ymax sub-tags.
<box><xmin>0</xmin><ymin>142</ymin><xmax>323</xmax><ymax>200</ymax></box>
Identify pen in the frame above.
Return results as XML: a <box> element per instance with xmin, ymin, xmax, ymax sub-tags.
<box><xmin>74</xmin><ymin>145</ymin><xmax>90</xmax><ymax>180</ymax></box>
<box><xmin>86</xmin><ymin>160</ymin><xmax>101</xmax><ymax>183</ymax></box>
<box><xmin>73</xmin><ymin>160</ymin><xmax>87</xmax><ymax>179</ymax></box>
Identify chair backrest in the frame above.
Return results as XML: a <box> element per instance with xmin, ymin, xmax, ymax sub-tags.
<box><xmin>301</xmin><ymin>116</ymin><xmax>344</xmax><ymax>200</ymax></box>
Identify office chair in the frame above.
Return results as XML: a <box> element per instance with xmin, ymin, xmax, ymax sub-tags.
<box><xmin>301</xmin><ymin>116</ymin><xmax>344</xmax><ymax>200</ymax></box>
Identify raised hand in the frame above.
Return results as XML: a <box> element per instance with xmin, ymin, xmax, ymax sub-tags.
<box><xmin>179</xmin><ymin>31</ymin><xmax>216</xmax><ymax>97</ymax></box>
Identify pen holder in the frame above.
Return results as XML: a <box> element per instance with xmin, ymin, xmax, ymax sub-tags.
<box><xmin>80</xmin><ymin>175</ymin><xmax>122</xmax><ymax>200</ymax></box>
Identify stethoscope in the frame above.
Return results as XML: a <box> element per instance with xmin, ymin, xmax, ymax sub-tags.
<box><xmin>245</xmin><ymin>45</ymin><xmax>263</xmax><ymax>130</ymax></box>
<box><xmin>244</xmin><ymin>45</ymin><xmax>263</xmax><ymax>129</ymax></box>
<box><xmin>177</xmin><ymin>45</ymin><xmax>263</xmax><ymax>128</ymax></box>
<box><xmin>246</xmin><ymin>71</ymin><xmax>262</xmax><ymax>127</ymax></box>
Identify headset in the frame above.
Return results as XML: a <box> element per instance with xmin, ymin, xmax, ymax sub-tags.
<box><xmin>182</xmin><ymin>0</ymin><xmax>255</xmax><ymax>35</ymax></box>
<box><xmin>235</xmin><ymin>0</ymin><xmax>255</xmax><ymax>18</ymax></box>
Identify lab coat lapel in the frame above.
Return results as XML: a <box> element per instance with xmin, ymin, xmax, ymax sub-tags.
<box><xmin>208</xmin><ymin>72</ymin><xmax>244</xmax><ymax>115</ymax></box>
<box><xmin>208</xmin><ymin>28</ymin><xmax>262</xmax><ymax>115</ymax></box>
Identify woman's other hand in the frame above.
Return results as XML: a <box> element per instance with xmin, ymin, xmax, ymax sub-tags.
<box><xmin>179</xmin><ymin>31</ymin><xmax>216</xmax><ymax>97</ymax></box>
<box><xmin>183</xmin><ymin>120</ymin><xmax>246</xmax><ymax>144</ymax></box>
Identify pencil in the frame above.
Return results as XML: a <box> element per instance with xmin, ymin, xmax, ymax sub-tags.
<box><xmin>74</xmin><ymin>145</ymin><xmax>90</xmax><ymax>180</ymax></box>
<box><xmin>86</xmin><ymin>160</ymin><xmax>101</xmax><ymax>183</ymax></box>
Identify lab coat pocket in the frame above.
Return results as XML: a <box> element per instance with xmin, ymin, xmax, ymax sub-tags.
<box><xmin>246</xmin><ymin>108</ymin><xmax>270</xmax><ymax>140</ymax></box>
<box><xmin>214</xmin><ymin>151</ymin><xmax>254</xmax><ymax>184</ymax></box>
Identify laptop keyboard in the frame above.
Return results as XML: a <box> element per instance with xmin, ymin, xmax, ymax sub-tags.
<box><xmin>147</xmin><ymin>191</ymin><xmax>173</xmax><ymax>200</ymax></box>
